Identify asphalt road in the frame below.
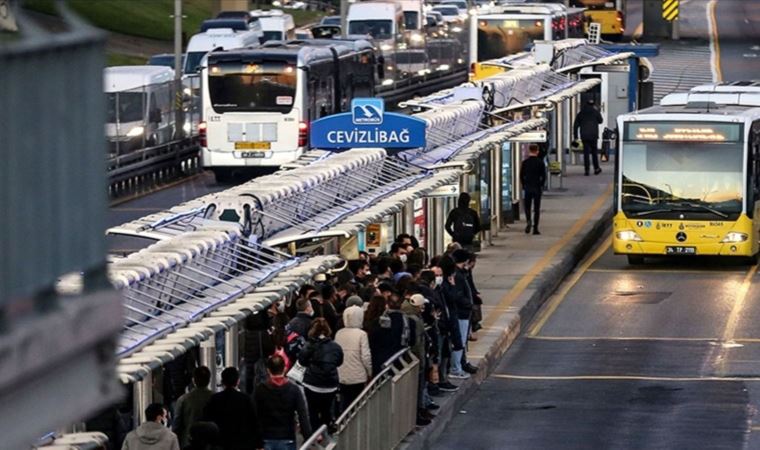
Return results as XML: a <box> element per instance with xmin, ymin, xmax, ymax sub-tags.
<box><xmin>713</xmin><ymin>0</ymin><xmax>760</xmax><ymax>81</ymax></box>
<box><xmin>433</xmin><ymin>235</ymin><xmax>760</xmax><ymax>449</ymax></box>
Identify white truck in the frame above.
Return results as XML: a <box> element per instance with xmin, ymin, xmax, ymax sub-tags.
<box><xmin>399</xmin><ymin>0</ymin><xmax>426</xmax><ymax>47</ymax></box>
<box><xmin>104</xmin><ymin>66</ymin><xmax>176</xmax><ymax>155</ymax></box>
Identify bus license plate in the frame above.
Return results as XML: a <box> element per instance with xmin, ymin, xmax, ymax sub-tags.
<box><xmin>240</xmin><ymin>151</ymin><xmax>265</xmax><ymax>158</ymax></box>
<box><xmin>235</xmin><ymin>141</ymin><xmax>270</xmax><ymax>150</ymax></box>
<box><xmin>666</xmin><ymin>246</ymin><xmax>696</xmax><ymax>255</ymax></box>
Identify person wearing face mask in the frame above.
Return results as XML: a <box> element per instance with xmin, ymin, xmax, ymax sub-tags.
<box><xmin>122</xmin><ymin>403</ymin><xmax>180</xmax><ymax>450</ymax></box>
<box><xmin>390</xmin><ymin>242</ymin><xmax>408</xmax><ymax>264</ymax></box>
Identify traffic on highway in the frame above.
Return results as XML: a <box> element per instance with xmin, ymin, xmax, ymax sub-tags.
<box><xmin>3</xmin><ymin>0</ymin><xmax>760</xmax><ymax>449</ymax></box>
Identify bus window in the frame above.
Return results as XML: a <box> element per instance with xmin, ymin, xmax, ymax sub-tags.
<box><xmin>477</xmin><ymin>18</ymin><xmax>545</xmax><ymax>61</ymax></box>
<box><xmin>207</xmin><ymin>61</ymin><xmax>297</xmax><ymax>113</ymax></box>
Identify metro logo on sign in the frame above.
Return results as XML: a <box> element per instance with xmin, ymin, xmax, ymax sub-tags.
<box><xmin>310</xmin><ymin>98</ymin><xmax>426</xmax><ymax>150</ymax></box>
<box><xmin>352</xmin><ymin>98</ymin><xmax>384</xmax><ymax>125</ymax></box>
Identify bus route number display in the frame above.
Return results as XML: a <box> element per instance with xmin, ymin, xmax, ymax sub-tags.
<box><xmin>625</xmin><ymin>122</ymin><xmax>741</xmax><ymax>142</ymax></box>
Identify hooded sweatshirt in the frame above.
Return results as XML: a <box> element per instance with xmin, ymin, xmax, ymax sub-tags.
<box><xmin>254</xmin><ymin>376</ymin><xmax>312</xmax><ymax>441</ymax></box>
<box><xmin>334</xmin><ymin>306</ymin><xmax>373</xmax><ymax>385</ymax></box>
<box><xmin>122</xmin><ymin>421</ymin><xmax>179</xmax><ymax>450</ymax></box>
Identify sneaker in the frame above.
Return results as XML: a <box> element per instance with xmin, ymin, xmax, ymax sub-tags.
<box><xmin>426</xmin><ymin>401</ymin><xmax>440</xmax><ymax>410</ymax></box>
<box><xmin>594</xmin><ymin>167</ymin><xmax>602</xmax><ymax>175</ymax></box>
<box><xmin>463</xmin><ymin>363</ymin><xmax>479</xmax><ymax>374</ymax></box>
<box><xmin>449</xmin><ymin>371</ymin><xmax>471</xmax><ymax>379</ymax></box>
<box><xmin>524</xmin><ymin>222</ymin><xmax>531</xmax><ymax>234</ymax></box>
<box><xmin>532</xmin><ymin>229</ymin><xmax>541</xmax><ymax>235</ymax></box>
<box><xmin>416</xmin><ymin>414</ymin><xmax>432</xmax><ymax>426</ymax></box>
<box><xmin>437</xmin><ymin>381</ymin><xmax>459</xmax><ymax>392</ymax></box>
<box><xmin>420</xmin><ymin>409</ymin><xmax>436</xmax><ymax>420</ymax></box>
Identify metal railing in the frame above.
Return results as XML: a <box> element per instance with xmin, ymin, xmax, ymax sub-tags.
<box><xmin>300</xmin><ymin>348</ymin><xmax>419</xmax><ymax>450</ymax></box>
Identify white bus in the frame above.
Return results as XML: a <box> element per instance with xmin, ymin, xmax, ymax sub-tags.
<box><xmin>200</xmin><ymin>40</ymin><xmax>376</xmax><ymax>180</ymax></box>
<box><xmin>469</xmin><ymin>3</ymin><xmax>585</xmax><ymax>64</ymax></box>
<box><xmin>183</xmin><ymin>26</ymin><xmax>263</xmax><ymax>75</ymax></box>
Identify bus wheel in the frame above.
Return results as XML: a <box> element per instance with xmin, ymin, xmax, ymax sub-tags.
<box><xmin>627</xmin><ymin>255</ymin><xmax>645</xmax><ymax>265</ymax></box>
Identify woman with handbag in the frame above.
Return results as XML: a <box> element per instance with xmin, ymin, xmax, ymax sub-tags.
<box><xmin>298</xmin><ymin>318</ymin><xmax>344</xmax><ymax>432</ymax></box>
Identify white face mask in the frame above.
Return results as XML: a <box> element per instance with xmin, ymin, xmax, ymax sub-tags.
<box><xmin>277</xmin><ymin>302</ymin><xmax>285</xmax><ymax>313</ymax></box>
<box><xmin>435</xmin><ymin>276</ymin><xmax>443</xmax><ymax>287</ymax></box>
<box><xmin>400</xmin><ymin>254</ymin><xmax>408</xmax><ymax>263</ymax></box>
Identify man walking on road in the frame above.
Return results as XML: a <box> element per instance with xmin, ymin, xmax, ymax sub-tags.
<box><xmin>520</xmin><ymin>144</ymin><xmax>546</xmax><ymax>235</ymax></box>
<box><xmin>574</xmin><ymin>99</ymin><xmax>604</xmax><ymax>176</ymax></box>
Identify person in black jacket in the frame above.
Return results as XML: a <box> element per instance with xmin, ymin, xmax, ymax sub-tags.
<box><xmin>287</xmin><ymin>298</ymin><xmax>313</xmax><ymax>339</ymax></box>
<box><xmin>255</xmin><ymin>355</ymin><xmax>312</xmax><ymax>450</ymax></box>
<box><xmin>574</xmin><ymin>99</ymin><xmax>604</xmax><ymax>176</ymax></box>
<box><xmin>202</xmin><ymin>367</ymin><xmax>261</xmax><ymax>450</ymax></box>
<box><xmin>444</xmin><ymin>192</ymin><xmax>481</xmax><ymax>250</ymax></box>
<box><xmin>520</xmin><ymin>144</ymin><xmax>547</xmax><ymax>235</ymax></box>
<box><xmin>367</xmin><ymin>295</ymin><xmax>416</xmax><ymax>376</ymax></box>
<box><xmin>442</xmin><ymin>249</ymin><xmax>473</xmax><ymax>379</ymax></box>
<box><xmin>298</xmin><ymin>318</ymin><xmax>344</xmax><ymax>431</ymax></box>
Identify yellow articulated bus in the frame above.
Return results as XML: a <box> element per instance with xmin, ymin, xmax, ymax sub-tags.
<box><xmin>614</xmin><ymin>82</ymin><xmax>760</xmax><ymax>264</ymax></box>
<box><xmin>570</xmin><ymin>0</ymin><xmax>625</xmax><ymax>40</ymax></box>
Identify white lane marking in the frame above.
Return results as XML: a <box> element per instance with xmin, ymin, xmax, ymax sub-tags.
<box><xmin>706</xmin><ymin>0</ymin><xmax>721</xmax><ymax>82</ymax></box>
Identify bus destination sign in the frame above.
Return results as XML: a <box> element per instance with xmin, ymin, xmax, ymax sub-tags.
<box><xmin>626</xmin><ymin>122</ymin><xmax>741</xmax><ymax>142</ymax></box>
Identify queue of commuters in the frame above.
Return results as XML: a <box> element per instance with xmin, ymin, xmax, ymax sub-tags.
<box><xmin>122</xmin><ymin>231</ymin><xmax>483</xmax><ymax>449</ymax></box>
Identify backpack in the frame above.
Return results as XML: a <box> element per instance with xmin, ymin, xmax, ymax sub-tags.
<box><xmin>452</xmin><ymin>210</ymin><xmax>476</xmax><ymax>241</ymax></box>
<box><xmin>284</xmin><ymin>330</ymin><xmax>306</xmax><ymax>361</ymax></box>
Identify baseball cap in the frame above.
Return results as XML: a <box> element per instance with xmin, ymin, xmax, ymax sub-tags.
<box><xmin>410</xmin><ymin>294</ymin><xmax>428</xmax><ymax>307</ymax></box>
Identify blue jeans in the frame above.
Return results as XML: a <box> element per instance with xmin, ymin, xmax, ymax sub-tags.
<box><xmin>450</xmin><ymin>319</ymin><xmax>470</xmax><ymax>373</ymax></box>
<box><xmin>264</xmin><ymin>440</ymin><xmax>296</xmax><ymax>450</ymax></box>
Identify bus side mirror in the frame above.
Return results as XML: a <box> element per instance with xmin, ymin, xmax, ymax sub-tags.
<box><xmin>377</xmin><ymin>56</ymin><xmax>385</xmax><ymax>79</ymax></box>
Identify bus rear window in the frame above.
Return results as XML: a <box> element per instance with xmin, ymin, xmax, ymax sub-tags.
<box><xmin>208</xmin><ymin>61</ymin><xmax>297</xmax><ymax>113</ymax></box>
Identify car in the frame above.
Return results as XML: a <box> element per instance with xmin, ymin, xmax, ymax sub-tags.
<box><xmin>395</xmin><ymin>49</ymin><xmax>430</xmax><ymax>76</ymax></box>
<box><xmin>320</xmin><ymin>15</ymin><xmax>341</xmax><ymax>25</ymax></box>
<box><xmin>441</xmin><ymin>0</ymin><xmax>468</xmax><ymax>13</ymax></box>
<box><xmin>311</xmin><ymin>24</ymin><xmax>341</xmax><ymax>38</ymax></box>
<box><xmin>147</xmin><ymin>53</ymin><xmax>184</xmax><ymax>70</ymax></box>
<box><xmin>431</xmin><ymin>5</ymin><xmax>463</xmax><ymax>23</ymax></box>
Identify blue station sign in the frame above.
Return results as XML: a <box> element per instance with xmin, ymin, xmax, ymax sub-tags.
<box><xmin>310</xmin><ymin>98</ymin><xmax>427</xmax><ymax>149</ymax></box>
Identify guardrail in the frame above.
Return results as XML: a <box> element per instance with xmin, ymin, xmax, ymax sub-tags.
<box><xmin>300</xmin><ymin>348</ymin><xmax>419</xmax><ymax>450</ymax></box>
<box><xmin>107</xmin><ymin>136</ymin><xmax>201</xmax><ymax>197</ymax></box>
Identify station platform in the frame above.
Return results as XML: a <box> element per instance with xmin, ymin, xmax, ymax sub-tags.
<box><xmin>402</xmin><ymin>161</ymin><xmax>615</xmax><ymax>449</ymax></box>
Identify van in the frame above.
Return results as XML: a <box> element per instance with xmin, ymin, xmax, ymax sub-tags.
<box><xmin>103</xmin><ymin>66</ymin><xmax>176</xmax><ymax>155</ymax></box>
<box><xmin>347</xmin><ymin>2</ymin><xmax>404</xmax><ymax>48</ymax></box>
<box><xmin>183</xmin><ymin>26</ymin><xmax>263</xmax><ymax>75</ymax></box>
<box><xmin>251</xmin><ymin>10</ymin><xmax>296</xmax><ymax>42</ymax></box>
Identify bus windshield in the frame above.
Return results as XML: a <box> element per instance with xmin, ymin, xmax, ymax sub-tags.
<box><xmin>348</xmin><ymin>20</ymin><xmax>393</xmax><ymax>39</ymax></box>
<box><xmin>106</xmin><ymin>92</ymin><xmax>145</xmax><ymax>124</ymax></box>
<box><xmin>620</xmin><ymin>139</ymin><xmax>744</xmax><ymax>218</ymax></box>
<box><xmin>208</xmin><ymin>60</ymin><xmax>297</xmax><ymax>113</ymax></box>
<box><xmin>477</xmin><ymin>18</ymin><xmax>545</xmax><ymax>61</ymax></box>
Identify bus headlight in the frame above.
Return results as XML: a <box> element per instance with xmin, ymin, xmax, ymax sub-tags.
<box><xmin>721</xmin><ymin>232</ymin><xmax>748</xmax><ymax>243</ymax></box>
<box><xmin>126</xmin><ymin>126</ymin><xmax>144</xmax><ymax>138</ymax></box>
<box><xmin>616</xmin><ymin>230</ymin><xmax>642</xmax><ymax>242</ymax></box>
